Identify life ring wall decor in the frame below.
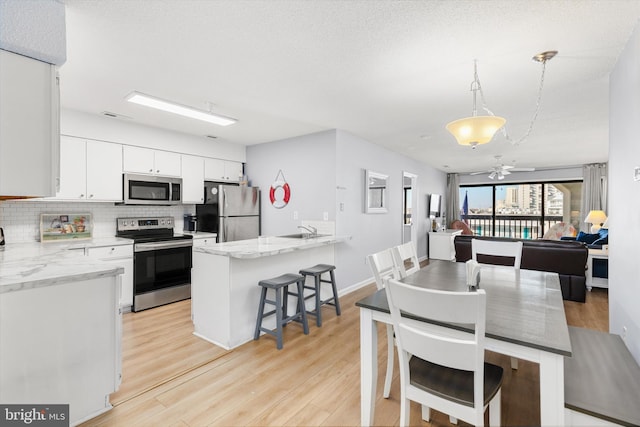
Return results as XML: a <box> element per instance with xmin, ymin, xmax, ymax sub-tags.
<box><xmin>269</xmin><ymin>170</ymin><xmax>291</xmax><ymax>209</ymax></box>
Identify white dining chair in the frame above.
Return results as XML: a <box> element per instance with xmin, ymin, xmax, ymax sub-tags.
<box><xmin>471</xmin><ymin>238</ymin><xmax>523</xmax><ymax>269</ymax></box>
<box><xmin>392</xmin><ymin>241</ymin><xmax>420</xmax><ymax>278</ymax></box>
<box><xmin>472</xmin><ymin>238</ymin><xmax>523</xmax><ymax>370</ymax></box>
<box><xmin>385</xmin><ymin>279</ymin><xmax>504</xmax><ymax>427</ymax></box>
<box><xmin>367</xmin><ymin>248</ymin><xmax>398</xmax><ymax>399</ymax></box>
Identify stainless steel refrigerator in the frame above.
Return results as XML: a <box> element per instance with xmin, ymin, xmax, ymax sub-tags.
<box><xmin>196</xmin><ymin>182</ymin><xmax>260</xmax><ymax>242</ymax></box>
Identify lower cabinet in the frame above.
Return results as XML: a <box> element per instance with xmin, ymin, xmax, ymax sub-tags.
<box><xmin>0</xmin><ymin>273</ymin><xmax>122</xmax><ymax>426</ymax></box>
<box><xmin>86</xmin><ymin>245</ymin><xmax>134</xmax><ymax>310</ymax></box>
<box><xmin>192</xmin><ymin>234</ymin><xmax>217</xmax><ymax>247</ymax></box>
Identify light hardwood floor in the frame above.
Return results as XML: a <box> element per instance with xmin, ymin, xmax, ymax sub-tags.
<box><xmin>82</xmin><ymin>280</ymin><xmax>609</xmax><ymax>427</ymax></box>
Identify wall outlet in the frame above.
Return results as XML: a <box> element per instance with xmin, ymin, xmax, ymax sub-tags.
<box><xmin>293</xmin><ymin>211</ymin><xmax>298</xmax><ymax>220</ymax></box>
<box><xmin>323</xmin><ymin>212</ymin><xmax>329</xmax><ymax>221</ymax></box>
<box><xmin>622</xmin><ymin>326</ymin><xmax>628</xmax><ymax>340</ymax></box>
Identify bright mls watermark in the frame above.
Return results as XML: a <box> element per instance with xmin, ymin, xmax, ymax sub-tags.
<box><xmin>0</xmin><ymin>405</ymin><xmax>68</xmax><ymax>426</ymax></box>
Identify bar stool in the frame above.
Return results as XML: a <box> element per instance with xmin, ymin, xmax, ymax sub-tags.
<box><xmin>297</xmin><ymin>264</ymin><xmax>341</xmax><ymax>327</ymax></box>
<box><xmin>253</xmin><ymin>273</ymin><xmax>309</xmax><ymax>349</ymax></box>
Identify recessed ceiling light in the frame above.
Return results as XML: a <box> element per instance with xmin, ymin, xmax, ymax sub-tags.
<box><xmin>125</xmin><ymin>91</ymin><xmax>237</xmax><ymax>126</ymax></box>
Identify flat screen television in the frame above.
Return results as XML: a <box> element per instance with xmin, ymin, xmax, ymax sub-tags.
<box><xmin>428</xmin><ymin>194</ymin><xmax>441</xmax><ymax>218</ymax></box>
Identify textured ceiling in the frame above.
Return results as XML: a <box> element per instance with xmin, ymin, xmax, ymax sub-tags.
<box><xmin>60</xmin><ymin>0</ymin><xmax>640</xmax><ymax>174</ymax></box>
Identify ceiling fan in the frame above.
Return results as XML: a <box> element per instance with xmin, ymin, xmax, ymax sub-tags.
<box><xmin>469</xmin><ymin>155</ymin><xmax>535</xmax><ymax>180</ymax></box>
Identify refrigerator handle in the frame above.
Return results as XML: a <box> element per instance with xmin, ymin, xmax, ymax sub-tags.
<box><xmin>220</xmin><ymin>217</ymin><xmax>226</xmax><ymax>242</ymax></box>
<box><xmin>222</xmin><ymin>187</ymin><xmax>228</xmax><ymax>211</ymax></box>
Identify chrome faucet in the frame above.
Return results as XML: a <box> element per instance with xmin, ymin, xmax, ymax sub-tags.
<box><xmin>298</xmin><ymin>225</ymin><xmax>318</xmax><ymax>237</ymax></box>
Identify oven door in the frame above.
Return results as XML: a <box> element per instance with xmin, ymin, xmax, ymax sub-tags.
<box><xmin>133</xmin><ymin>240</ymin><xmax>192</xmax><ymax>310</ymax></box>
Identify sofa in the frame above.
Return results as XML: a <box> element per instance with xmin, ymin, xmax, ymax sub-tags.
<box><xmin>561</xmin><ymin>227</ymin><xmax>608</xmax><ymax>249</ymax></box>
<box><xmin>454</xmin><ymin>235</ymin><xmax>589</xmax><ymax>302</ymax></box>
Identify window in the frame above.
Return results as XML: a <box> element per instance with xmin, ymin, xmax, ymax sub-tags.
<box><xmin>459</xmin><ymin>180</ymin><xmax>582</xmax><ymax>239</ymax></box>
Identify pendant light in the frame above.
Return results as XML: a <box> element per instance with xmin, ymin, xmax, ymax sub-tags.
<box><xmin>446</xmin><ymin>60</ymin><xmax>506</xmax><ymax>149</ymax></box>
<box><xmin>446</xmin><ymin>51</ymin><xmax>557</xmax><ymax>148</ymax></box>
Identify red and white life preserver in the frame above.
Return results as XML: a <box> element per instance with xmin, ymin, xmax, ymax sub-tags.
<box><xmin>269</xmin><ymin>180</ymin><xmax>290</xmax><ymax>209</ymax></box>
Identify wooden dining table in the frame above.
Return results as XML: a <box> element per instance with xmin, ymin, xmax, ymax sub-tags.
<box><xmin>356</xmin><ymin>260</ymin><xmax>572</xmax><ymax>426</ymax></box>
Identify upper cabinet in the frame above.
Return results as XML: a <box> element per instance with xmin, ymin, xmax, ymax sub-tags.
<box><xmin>181</xmin><ymin>155</ymin><xmax>205</xmax><ymax>204</ymax></box>
<box><xmin>204</xmin><ymin>158</ymin><xmax>243</xmax><ymax>183</ymax></box>
<box><xmin>0</xmin><ymin>50</ymin><xmax>59</xmax><ymax>197</ymax></box>
<box><xmin>55</xmin><ymin>136</ymin><xmax>122</xmax><ymax>201</ymax></box>
<box><xmin>123</xmin><ymin>146</ymin><xmax>181</xmax><ymax>177</ymax></box>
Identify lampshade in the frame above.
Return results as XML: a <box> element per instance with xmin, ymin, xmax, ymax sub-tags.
<box><xmin>446</xmin><ymin>115</ymin><xmax>506</xmax><ymax>148</ymax></box>
<box><xmin>584</xmin><ymin>210</ymin><xmax>607</xmax><ymax>233</ymax></box>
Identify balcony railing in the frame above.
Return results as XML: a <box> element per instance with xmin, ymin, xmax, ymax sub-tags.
<box><xmin>464</xmin><ymin>215</ymin><xmax>564</xmax><ymax>239</ymax></box>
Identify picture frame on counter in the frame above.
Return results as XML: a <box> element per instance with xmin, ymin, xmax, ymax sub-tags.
<box><xmin>40</xmin><ymin>213</ymin><xmax>92</xmax><ymax>242</ymax></box>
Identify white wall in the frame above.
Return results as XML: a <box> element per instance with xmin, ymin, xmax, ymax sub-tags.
<box><xmin>459</xmin><ymin>166</ymin><xmax>583</xmax><ymax>185</ymax></box>
<box><xmin>335</xmin><ymin>130</ymin><xmax>447</xmax><ymax>287</ymax></box>
<box><xmin>246</xmin><ymin>129</ymin><xmax>448</xmax><ymax>291</ymax></box>
<box><xmin>62</xmin><ymin>109</ymin><xmax>246</xmax><ymax>162</ymax></box>
<box><xmin>1</xmin><ymin>108</ymin><xmax>247</xmax><ymax>243</ymax></box>
<box><xmin>609</xmin><ymin>21</ymin><xmax>640</xmax><ymax>362</ymax></box>
<box><xmin>0</xmin><ymin>200</ymin><xmax>190</xmax><ymax>243</ymax></box>
<box><xmin>244</xmin><ymin>130</ymin><xmax>337</xmax><ymax>237</ymax></box>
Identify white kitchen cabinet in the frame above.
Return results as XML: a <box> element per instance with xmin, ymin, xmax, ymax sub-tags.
<box><xmin>86</xmin><ymin>244</ymin><xmax>134</xmax><ymax>310</ymax></box>
<box><xmin>123</xmin><ymin>145</ymin><xmax>181</xmax><ymax>177</ymax></box>
<box><xmin>191</xmin><ymin>233</ymin><xmax>218</xmax><ymax>246</ymax></box>
<box><xmin>181</xmin><ymin>155</ymin><xmax>205</xmax><ymax>204</ymax></box>
<box><xmin>0</xmin><ymin>49</ymin><xmax>59</xmax><ymax>197</ymax></box>
<box><xmin>428</xmin><ymin>229</ymin><xmax>462</xmax><ymax>261</ymax></box>
<box><xmin>204</xmin><ymin>157</ymin><xmax>243</xmax><ymax>182</ymax></box>
<box><xmin>56</xmin><ymin>136</ymin><xmax>85</xmax><ymax>199</ymax></box>
<box><xmin>56</xmin><ymin>136</ymin><xmax>122</xmax><ymax>201</ymax></box>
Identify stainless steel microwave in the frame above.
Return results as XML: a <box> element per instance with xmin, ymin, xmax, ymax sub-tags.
<box><xmin>122</xmin><ymin>173</ymin><xmax>182</xmax><ymax>205</ymax></box>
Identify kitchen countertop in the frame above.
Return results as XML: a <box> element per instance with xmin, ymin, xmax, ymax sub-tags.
<box><xmin>194</xmin><ymin>235</ymin><xmax>351</xmax><ymax>259</ymax></box>
<box><xmin>0</xmin><ymin>237</ymin><xmax>131</xmax><ymax>294</ymax></box>
<box><xmin>182</xmin><ymin>231</ymin><xmax>217</xmax><ymax>239</ymax></box>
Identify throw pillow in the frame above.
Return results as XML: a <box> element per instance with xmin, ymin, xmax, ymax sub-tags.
<box><xmin>576</xmin><ymin>231</ymin><xmax>600</xmax><ymax>244</ymax></box>
<box><xmin>592</xmin><ymin>236</ymin><xmax>608</xmax><ymax>246</ymax></box>
<box><xmin>598</xmin><ymin>228</ymin><xmax>609</xmax><ymax>240</ymax></box>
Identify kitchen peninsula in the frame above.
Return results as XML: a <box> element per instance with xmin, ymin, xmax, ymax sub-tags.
<box><xmin>0</xmin><ymin>243</ymin><xmax>124</xmax><ymax>425</ymax></box>
<box><xmin>191</xmin><ymin>234</ymin><xmax>351</xmax><ymax>349</ymax></box>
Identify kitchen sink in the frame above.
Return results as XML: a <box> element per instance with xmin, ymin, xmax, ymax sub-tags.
<box><xmin>277</xmin><ymin>233</ymin><xmax>330</xmax><ymax>239</ymax></box>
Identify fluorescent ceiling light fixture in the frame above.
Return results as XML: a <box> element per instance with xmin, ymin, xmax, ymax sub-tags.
<box><xmin>126</xmin><ymin>92</ymin><xmax>237</xmax><ymax>126</ymax></box>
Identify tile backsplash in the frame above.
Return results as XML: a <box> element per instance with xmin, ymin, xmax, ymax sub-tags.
<box><xmin>0</xmin><ymin>200</ymin><xmax>194</xmax><ymax>243</ymax></box>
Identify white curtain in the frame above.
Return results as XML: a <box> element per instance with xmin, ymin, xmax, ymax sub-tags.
<box><xmin>446</xmin><ymin>173</ymin><xmax>460</xmax><ymax>228</ymax></box>
<box><xmin>581</xmin><ymin>163</ymin><xmax>608</xmax><ymax>232</ymax></box>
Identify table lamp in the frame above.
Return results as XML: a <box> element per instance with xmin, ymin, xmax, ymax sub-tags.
<box><xmin>585</xmin><ymin>210</ymin><xmax>607</xmax><ymax>233</ymax></box>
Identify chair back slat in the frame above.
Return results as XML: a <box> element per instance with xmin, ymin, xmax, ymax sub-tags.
<box><xmin>385</xmin><ymin>279</ymin><xmax>486</xmax><ymax>401</ymax></box>
<box><xmin>396</xmin><ymin>319</ymin><xmax>478</xmax><ymax>371</ymax></box>
<box><xmin>472</xmin><ymin>239</ymin><xmax>523</xmax><ymax>269</ymax></box>
<box><xmin>367</xmin><ymin>249</ymin><xmax>398</xmax><ymax>290</ymax></box>
<box><xmin>392</xmin><ymin>242</ymin><xmax>420</xmax><ymax>278</ymax></box>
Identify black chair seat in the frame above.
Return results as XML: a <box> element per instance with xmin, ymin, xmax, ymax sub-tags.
<box><xmin>409</xmin><ymin>357</ymin><xmax>504</xmax><ymax>408</ymax></box>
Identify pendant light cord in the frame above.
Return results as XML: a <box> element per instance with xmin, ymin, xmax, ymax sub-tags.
<box><xmin>477</xmin><ymin>58</ymin><xmax>550</xmax><ymax>145</ymax></box>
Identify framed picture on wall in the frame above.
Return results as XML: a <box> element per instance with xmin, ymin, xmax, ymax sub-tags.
<box><xmin>364</xmin><ymin>169</ymin><xmax>388</xmax><ymax>214</ymax></box>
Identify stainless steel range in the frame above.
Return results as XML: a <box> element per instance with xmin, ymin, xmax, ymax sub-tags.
<box><xmin>116</xmin><ymin>217</ymin><xmax>193</xmax><ymax>312</ymax></box>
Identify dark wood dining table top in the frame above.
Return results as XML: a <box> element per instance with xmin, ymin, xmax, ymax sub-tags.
<box><xmin>356</xmin><ymin>260</ymin><xmax>572</xmax><ymax>357</ymax></box>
